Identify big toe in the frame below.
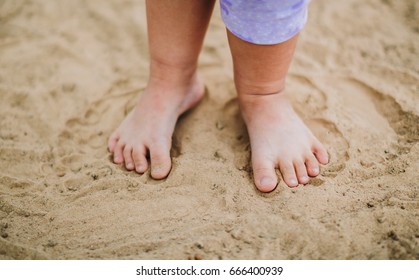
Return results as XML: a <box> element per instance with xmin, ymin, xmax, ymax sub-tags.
<box><xmin>150</xmin><ymin>144</ymin><xmax>172</xmax><ymax>179</ymax></box>
<box><xmin>252</xmin><ymin>157</ymin><xmax>278</xmax><ymax>192</ymax></box>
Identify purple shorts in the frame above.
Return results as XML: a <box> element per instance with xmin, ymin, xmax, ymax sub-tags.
<box><xmin>220</xmin><ymin>0</ymin><xmax>309</xmax><ymax>45</ymax></box>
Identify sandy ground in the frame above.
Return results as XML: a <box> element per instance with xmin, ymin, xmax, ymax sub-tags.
<box><xmin>0</xmin><ymin>0</ymin><xmax>418</xmax><ymax>260</ymax></box>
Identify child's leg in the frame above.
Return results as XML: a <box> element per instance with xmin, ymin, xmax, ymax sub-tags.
<box><xmin>108</xmin><ymin>0</ymin><xmax>215</xmax><ymax>179</ymax></box>
<box><xmin>227</xmin><ymin>31</ymin><xmax>329</xmax><ymax>192</ymax></box>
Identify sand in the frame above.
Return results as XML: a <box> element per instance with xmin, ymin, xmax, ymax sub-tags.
<box><xmin>0</xmin><ymin>0</ymin><xmax>418</xmax><ymax>260</ymax></box>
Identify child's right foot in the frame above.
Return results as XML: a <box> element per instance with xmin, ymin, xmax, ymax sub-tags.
<box><xmin>239</xmin><ymin>91</ymin><xmax>329</xmax><ymax>192</ymax></box>
<box><xmin>108</xmin><ymin>72</ymin><xmax>204</xmax><ymax>179</ymax></box>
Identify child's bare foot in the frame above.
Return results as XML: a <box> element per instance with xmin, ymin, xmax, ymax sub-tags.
<box><xmin>108</xmin><ymin>72</ymin><xmax>204</xmax><ymax>179</ymax></box>
<box><xmin>239</xmin><ymin>91</ymin><xmax>329</xmax><ymax>192</ymax></box>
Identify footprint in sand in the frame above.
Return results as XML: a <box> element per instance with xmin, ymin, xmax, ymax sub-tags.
<box><xmin>312</xmin><ymin>76</ymin><xmax>418</xmax><ymax>177</ymax></box>
<box><xmin>0</xmin><ymin>175</ymin><xmax>33</xmax><ymax>197</ymax></box>
<box><xmin>60</xmin><ymin>80</ymin><xmax>143</xmax><ymax>155</ymax></box>
<box><xmin>345</xmin><ymin>77</ymin><xmax>418</xmax><ymax>147</ymax></box>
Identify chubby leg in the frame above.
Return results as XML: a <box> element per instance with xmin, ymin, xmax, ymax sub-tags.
<box><xmin>227</xmin><ymin>31</ymin><xmax>329</xmax><ymax>192</ymax></box>
<box><xmin>108</xmin><ymin>0</ymin><xmax>215</xmax><ymax>179</ymax></box>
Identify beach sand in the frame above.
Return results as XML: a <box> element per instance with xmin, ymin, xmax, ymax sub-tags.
<box><xmin>0</xmin><ymin>0</ymin><xmax>418</xmax><ymax>259</ymax></box>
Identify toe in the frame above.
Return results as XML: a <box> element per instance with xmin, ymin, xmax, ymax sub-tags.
<box><xmin>108</xmin><ymin>132</ymin><xmax>119</xmax><ymax>153</ymax></box>
<box><xmin>113</xmin><ymin>141</ymin><xmax>124</xmax><ymax>164</ymax></box>
<box><xmin>279</xmin><ymin>161</ymin><xmax>298</xmax><ymax>187</ymax></box>
<box><xmin>123</xmin><ymin>145</ymin><xmax>134</xmax><ymax>170</ymax></box>
<box><xmin>305</xmin><ymin>154</ymin><xmax>320</xmax><ymax>177</ymax></box>
<box><xmin>132</xmin><ymin>146</ymin><xmax>148</xmax><ymax>174</ymax></box>
<box><xmin>252</xmin><ymin>155</ymin><xmax>278</xmax><ymax>192</ymax></box>
<box><xmin>149</xmin><ymin>143</ymin><xmax>172</xmax><ymax>179</ymax></box>
<box><xmin>294</xmin><ymin>159</ymin><xmax>309</xmax><ymax>185</ymax></box>
<box><xmin>312</xmin><ymin>140</ymin><xmax>329</xmax><ymax>165</ymax></box>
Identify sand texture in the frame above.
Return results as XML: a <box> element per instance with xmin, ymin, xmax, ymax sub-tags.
<box><xmin>0</xmin><ymin>0</ymin><xmax>418</xmax><ymax>259</ymax></box>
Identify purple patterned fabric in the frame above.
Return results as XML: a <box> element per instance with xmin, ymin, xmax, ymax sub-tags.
<box><xmin>220</xmin><ymin>0</ymin><xmax>309</xmax><ymax>45</ymax></box>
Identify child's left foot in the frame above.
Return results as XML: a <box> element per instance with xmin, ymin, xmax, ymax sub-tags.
<box><xmin>107</xmin><ymin>72</ymin><xmax>205</xmax><ymax>179</ymax></box>
<box><xmin>239</xmin><ymin>91</ymin><xmax>329</xmax><ymax>192</ymax></box>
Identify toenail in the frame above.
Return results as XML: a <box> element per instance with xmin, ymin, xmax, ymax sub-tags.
<box><xmin>301</xmin><ymin>176</ymin><xmax>308</xmax><ymax>181</ymax></box>
<box><xmin>153</xmin><ymin>166</ymin><xmax>164</xmax><ymax>173</ymax></box>
<box><xmin>260</xmin><ymin>177</ymin><xmax>274</xmax><ymax>187</ymax></box>
<box><xmin>312</xmin><ymin>167</ymin><xmax>319</xmax><ymax>173</ymax></box>
<box><xmin>289</xmin><ymin>178</ymin><xmax>298</xmax><ymax>185</ymax></box>
<box><xmin>127</xmin><ymin>163</ymin><xmax>133</xmax><ymax>168</ymax></box>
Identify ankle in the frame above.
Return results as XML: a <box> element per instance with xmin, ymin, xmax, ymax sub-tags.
<box><xmin>235</xmin><ymin>76</ymin><xmax>285</xmax><ymax>96</ymax></box>
<box><xmin>238</xmin><ymin>85</ymin><xmax>288</xmax><ymax>108</ymax></box>
<box><xmin>149</xmin><ymin>58</ymin><xmax>198</xmax><ymax>87</ymax></box>
<box><xmin>238</xmin><ymin>88</ymin><xmax>293</xmax><ymax>124</ymax></box>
